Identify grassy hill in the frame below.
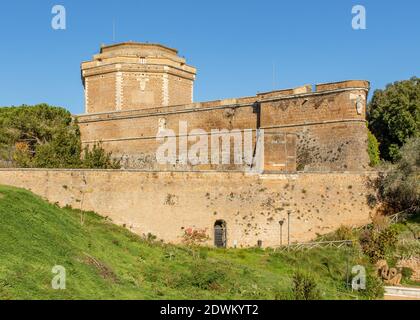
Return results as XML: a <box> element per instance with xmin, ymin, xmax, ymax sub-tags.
<box><xmin>0</xmin><ymin>185</ymin><xmax>380</xmax><ymax>300</ymax></box>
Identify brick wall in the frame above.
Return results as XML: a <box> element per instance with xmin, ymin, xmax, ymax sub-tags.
<box><xmin>81</xmin><ymin>42</ymin><xmax>196</xmax><ymax>113</ymax></box>
<box><xmin>78</xmin><ymin>80</ymin><xmax>369</xmax><ymax>172</ymax></box>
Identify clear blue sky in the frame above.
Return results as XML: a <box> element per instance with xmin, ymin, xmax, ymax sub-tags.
<box><xmin>0</xmin><ymin>0</ymin><xmax>418</xmax><ymax>114</ymax></box>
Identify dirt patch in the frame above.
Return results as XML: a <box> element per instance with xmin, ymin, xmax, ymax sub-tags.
<box><xmin>0</xmin><ymin>193</ymin><xmax>5</xmax><ymax>199</ymax></box>
<box><xmin>83</xmin><ymin>253</ymin><xmax>118</xmax><ymax>282</ymax></box>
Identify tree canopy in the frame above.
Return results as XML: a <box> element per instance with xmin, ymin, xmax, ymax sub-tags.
<box><xmin>0</xmin><ymin>104</ymin><xmax>120</xmax><ymax>169</ymax></box>
<box><xmin>368</xmin><ymin>76</ymin><xmax>419</xmax><ymax>162</ymax></box>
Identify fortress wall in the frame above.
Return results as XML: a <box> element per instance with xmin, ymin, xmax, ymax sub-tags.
<box><xmin>260</xmin><ymin>87</ymin><xmax>369</xmax><ymax>171</ymax></box>
<box><xmin>79</xmin><ymin>104</ymin><xmax>258</xmax><ymax>142</ymax></box>
<box><xmin>297</xmin><ymin>122</ymin><xmax>369</xmax><ymax>171</ymax></box>
<box><xmin>260</xmin><ymin>88</ymin><xmax>367</xmax><ymax>126</ymax></box>
<box><xmin>78</xmin><ymin>82</ymin><xmax>369</xmax><ymax>171</ymax></box>
<box><xmin>79</xmin><ymin>104</ymin><xmax>259</xmax><ymax>169</ymax></box>
<box><xmin>0</xmin><ymin>170</ymin><xmax>377</xmax><ymax>247</ymax></box>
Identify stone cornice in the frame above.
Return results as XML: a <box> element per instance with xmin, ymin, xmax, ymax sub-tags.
<box><xmin>100</xmin><ymin>42</ymin><xmax>179</xmax><ymax>55</ymax></box>
<box><xmin>82</xmin><ymin>62</ymin><xmax>196</xmax><ymax>80</ymax></box>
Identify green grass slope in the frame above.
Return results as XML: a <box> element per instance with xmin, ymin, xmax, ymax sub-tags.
<box><xmin>0</xmin><ymin>185</ymin><xmax>376</xmax><ymax>300</ymax></box>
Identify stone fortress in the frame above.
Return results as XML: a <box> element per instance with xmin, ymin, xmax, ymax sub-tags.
<box><xmin>78</xmin><ymin>42</ymin><xmax>370</xmax><ymax>172</ymax></box>
<box><xmin>0</xmin><ymin>42</ymin><xmax>377</xmax><ymax>248</ymax></box>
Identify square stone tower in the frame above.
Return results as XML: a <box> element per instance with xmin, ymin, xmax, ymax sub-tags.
<box><xmin>81</xmin><ymin>42</ymin><xmax>197</xmax><ymax>114</ymax></box>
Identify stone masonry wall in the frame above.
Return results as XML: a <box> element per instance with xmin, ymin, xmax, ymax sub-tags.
<box><xmin>78</xmin><ymin>80</ymin><xmax>370</xmax><ymax>172</ymax></box>
<box><xmin>0</xmin><ymin>169</ymin><xmax>377</xmax><ymax>247</ymax></box>
<box><xmin>81</xmin><ymin>42</ymin><xmax>196</xmax><ymax>113</ymax></box>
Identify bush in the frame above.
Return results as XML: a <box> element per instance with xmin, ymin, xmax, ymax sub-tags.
<box><xmin>142</xmin><ymin>232</ymin><xmax>157</xmax><ymax>243</ymax></box>
<box><xmin>359</xmin><ymin>272</ymin><xmax>384</xmax><ymax>300</ymax></box>
<box><xmin>292</xmin><ymin>271</ymin><xmax>321</xmax><ymax>300</ymax></box>
<box><xmin>377</xmin><ymin>137</ymin><xmax>419</xmax><ymax>215</ymax></box>
<box><xmin>359</xmin><ymin>225</ymin><xmax>399</xmax><ymax>262</ymax></box>
<box><xmin>325</xmin><ymin>225</ymin><xmax>355</xmax><ymax>241</ymax></box>
<box><xmin>182</xmin><ymin>228</ymin><xmax>209</xmax><ymax>246</ymax></box>
<box><xmin>82</xmin><ymin>143</ymin><xmax>121</xmax><ymax>169</ymax></box>
<box><xmin>366</xmin><ymin>194</ymin><xmax>378</xmax><ymax>209</ymax></box>
<box><xmin>371</xmin><ymin>215</ymin><xmax>390</xmax><ymax>231</ymax></box>
<box><xmin>367</xmin><ymin>129</ymin><xmax>380</xmax><ymax>167</ymax></box>
<box><xmin>401</xmin><ymin>267</ymin><xmax>413</xmax><ymax>280</ymax></box>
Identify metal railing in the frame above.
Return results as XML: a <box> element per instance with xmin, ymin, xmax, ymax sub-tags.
<box><xmin>275</xmin><ymin>240</ymin><xmax>354</xmax><ymax>251</ymax></box>
<box><xmin>274</xmin><ymin>209</ymin><xmax>417</xmax><ymax>252</ymax></box>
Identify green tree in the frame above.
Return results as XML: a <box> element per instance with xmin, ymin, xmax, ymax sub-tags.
<box><xmin>367</xmin><ymin>77</ymin><xmax>420</xmax><ymax>162</ymax></box>
<box><xmin>0</xmin><ymin>104</ymin><xmax>120</xmax><ymax>169</ymax></box>
<box><xmin>377</xmin><ymin>137</ymin><xmax>419</xmax><ymax>215</ymax></box>
<box><xmin>0</xmin><ymin>104</ymin><xmax>81</xmax><ymax>168</ymax></box>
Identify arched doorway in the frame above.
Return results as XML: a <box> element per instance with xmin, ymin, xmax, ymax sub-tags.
<box><xmin>214</xmin><ymin>220</ymin><xmax>227</xmax><ymax>248</ymax></box>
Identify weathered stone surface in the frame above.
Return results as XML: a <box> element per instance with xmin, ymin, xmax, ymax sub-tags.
<box><xmin>81</xmin><ymin>42</ymin><xmax>196</xmax><ymax>113</ymax></box>
<box><xmin>79</xmin><ymin>42</ymin><xmax>370</xmax><ymax>172</ymax></box>
<box><xmin>0</xmin><ymin>169</ymin><xmax>377</xmax><ymax>247</ymax></box>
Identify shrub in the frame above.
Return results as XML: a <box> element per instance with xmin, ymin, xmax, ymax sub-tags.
<box><xmin>401</xmin><ymin>267</ymin><xmax>413</xmax><ymax>280</ymax></box>
<box><xmin>82</xmin><ymin>143</ymin><xmax>121</xmax><ymax>169</ymax></box>
<box><xmin>182</xmin><ymin>228</ymin><xmax>209</xmax><ymax>246</ymax></box>
<box><xmin>359</xmin><ymin>225</ymin><xmax>399</xmax><ymax>262</ymax></box>
<box><xmin>328</xmin><ymin>225</ymin><xmax>354</xmax><ymax>241</ymax></box>
<box><xmin>359</xmin><ymin>272</ymin><xmax>385</xmax><ymax>300</ymax></box>
<box><xmin>366</xmin><ymin>194</ymin><xmax>378</xmax><ymax>209</ymax></box>
<box><xmin>367</xmin><ymin>129</ymin><xmax>380</xmax><ymax>167</ymax></box>
<box><xmin>377</xmin><ymin>137</ymin><xmax>419</xmax><ymax>215</ymax></box>
<box><xmin>292</xmin><ymin>271</ymin><xmax>321</xmax><ymax>300</ymax></box>
<box><xmin>142</xmin><ymin>232</ymin><xmax>157</xmax><ymax>243</ymax></box>
<box><xmin>371</xmin><ymin>215</ymin><xmax>390</xmax><ymax>231</ymax></box>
